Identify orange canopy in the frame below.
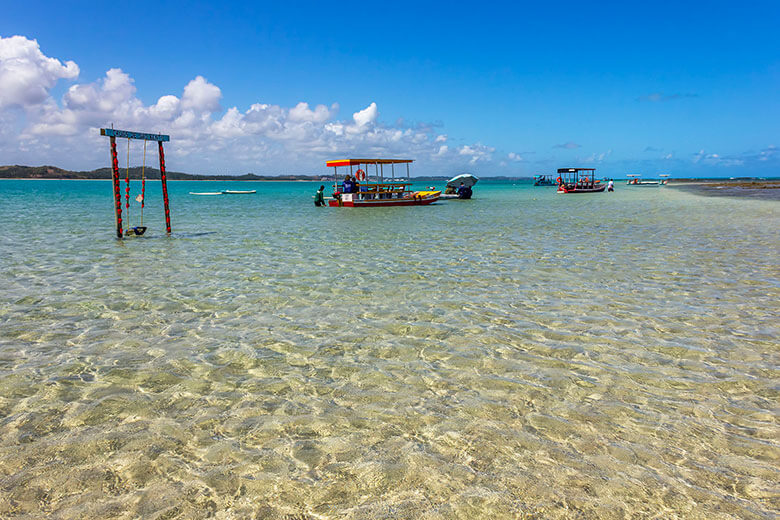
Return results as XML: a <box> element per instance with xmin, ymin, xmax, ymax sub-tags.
<box><xmin>326</xmin><ymin>158</ymin><xmax>414</xmax><ymax>167</ymax></box>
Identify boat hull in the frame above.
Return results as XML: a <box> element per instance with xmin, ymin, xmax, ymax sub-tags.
<box><xmin>557</xmin><ymin>185</ymin><xmax>606</xmax><ymax>193</ymax></box>
<box><xmin>328</xmin><ymin>192</ymin><xmax>440</xmax><ymax>207</ymax></box>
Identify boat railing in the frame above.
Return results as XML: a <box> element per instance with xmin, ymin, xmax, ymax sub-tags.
<box><xmin>332</xmin><ymin>182</ymin><xmax>418</xmax><ymax>200</ymax></box>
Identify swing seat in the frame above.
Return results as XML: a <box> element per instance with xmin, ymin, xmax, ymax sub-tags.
<box><xmin>125</xmin><ymin>226</ymin><xmax>147</xmax><ymax>236</ymax></box>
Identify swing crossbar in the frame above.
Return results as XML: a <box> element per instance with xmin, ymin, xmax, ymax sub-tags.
<box><xmin>100</xmin><ymin>128</ymin><xmax>169</xmax><ymax>142</ymax></box>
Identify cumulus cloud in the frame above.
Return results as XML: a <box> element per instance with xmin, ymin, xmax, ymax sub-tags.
<box><xmin>458</xmin><ymin>144</ymin><xmax>495</xmax><ymax>164</ymax></box>
<box><xmin>0</xmin><ymin>35</ymin><xmax>499</xmax><ymax>174</ymax></box>
<box><xmin>554</xmin><ymin>141</ymin><xmax>581</xmax><ymax>149</ymax></box>
<box><xmin>0</xmin><ymin>35</ymin><xmax>79</xmax><ymax>108</ymax></box>
<box><xmin>289</xmin><ymin>102</ymin><xmax>336</xmax><ymax>123</ymax></box>
<box><xmin>353</xmin><ymin>102</ymin><xmax>378</xmax><ymax>127</ymax></box>
<box><xmin>507</xmin><ymin>152</ymin><xmax>523</xmax><ymax>161</ymax></box>
<box><xmin>692</xmin><ymin>149</ymin><xmax>749</xmax><ymax>167</ymax></box>
<box><xmin>181</xmin><ymin>76</ymin><xmax>221</xmax><ymax>112</ymax></box>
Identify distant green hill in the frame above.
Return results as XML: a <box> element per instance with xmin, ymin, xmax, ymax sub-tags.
<box><xmin>0</xmin><ymin>165</ymin><xmax>530</xmax><ymax>182</ymax></box>
<box><xmin>0</xmin><ymin>165</ymin><xmax>328</xmax><ymax>181</ymax></box>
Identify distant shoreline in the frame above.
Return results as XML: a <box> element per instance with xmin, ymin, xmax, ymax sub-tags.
<box><xmin>668</xmin><ymin>180</ymin><xmax>780</xmax><ymax>201</ymax></box>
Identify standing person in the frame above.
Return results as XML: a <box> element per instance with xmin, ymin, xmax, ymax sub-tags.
<box><xmin>607</xmin><ymin>179</ymin><xmax>614</xmax><ymax>192</ymax></box>
<box><xmin>342</xmin><ymin>175</ymin><xmax>354</xmax><ymax>194</ymax></box>
<box><xmin>314</xmin><ymin>185</ymin><xmax>325</xmax><ymax>206</ymax></box>
<box><xmin>457</xmin><ymin>182</ymin><xmax>466</xmax><ymax>198</ymax></box>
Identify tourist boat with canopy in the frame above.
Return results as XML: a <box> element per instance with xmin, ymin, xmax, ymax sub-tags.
<box><xmin>556</xmin><ymin>168</ymin><xmax>606</xmax><ymax>193</ymax></box>
<box><xmin>533</xmin><ymin>174</ymin><xmax>557</xmax><ymax>186</ymax></box>
<box><xmin>327</xmin><ymin>158</ymin><xmax>440</xmax><ymax>207</ymax></box>
<box><xmin>626</xmin><ymin>174</ymin><xmax>667</xmax><ymax>187</ymax></box>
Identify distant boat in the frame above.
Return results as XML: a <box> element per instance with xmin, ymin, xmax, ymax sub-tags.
<box><xmin>626</xmin><ymin>174</ymin><xmax>663</xmax><ymax>186</ymax></box>
<box><xmin>222</xmin><ymin>190</ymin><xmax>257</xmax><ymax>194</ymax></box>
<box><xmin>441</xmin><ymin>173</ymin><xmax>479</xmax><ymax>199</ymax></box>
<box><xmin>190</xmin><ymin>192</ymin><xmax>223</xmax><ymax>195</ymax></box>
<box><xmin>532</xmin><ymin>174</ymin><xmax>557</xmax><ymax>186</ymax></box>
<box><xmin>556</xmin><ymin>168</ymin><xmax>606</xmax><ymax>193</ymax></box>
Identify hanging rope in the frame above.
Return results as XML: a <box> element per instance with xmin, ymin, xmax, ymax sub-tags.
<box><xmin>125</xmin><ymin>137</ymin><xmax>131</xmax><ymax>227</ymax></box>
<box><xmin>140</xmin><ymin>140</ymin><xmax>147</xmax><ymax>226</ymax></box>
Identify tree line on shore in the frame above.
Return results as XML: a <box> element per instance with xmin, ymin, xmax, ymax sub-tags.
<box><xmin>0</xmin><ymin>165</ymin><xmax>329</xmax><ymax>181</ymax></box>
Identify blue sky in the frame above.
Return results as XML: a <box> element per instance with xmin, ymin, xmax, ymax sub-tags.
<box><xmin>1</xmin><ymin>0</ymin><xmax>778</xmax><ymax>177</ymax></box>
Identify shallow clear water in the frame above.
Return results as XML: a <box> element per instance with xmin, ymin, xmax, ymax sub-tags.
<box><xmin>0</xmin><ymin>179</ymin><xmax>778</xmax><ymax>519</ymax></box>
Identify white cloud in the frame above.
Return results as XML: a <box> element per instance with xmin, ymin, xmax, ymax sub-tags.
<box><xmin>289</xmin><ymin>102</ymin><xmax>335</xmax><ymax>123</ymax></box>
<box><xmin>691</xmin><ymin>149</ymin><xmax>746</xmax><ymax>167</ymax></box>
<box><xmin>582</xmin><ymin>149</ymin><xmax>612</xmax><ymax>163</ymax></box>
<box><xmin>149</xmin><ymin>95</ymin><xmax>181</xmax><ymax>120</ymax></box>
<box><xmin>0</xmin><ymin>35</ymin><xmax>79</xmax><ymax>108</ymax></box>
<box><xmin>434</xmin><ymin>145</ymin><xmax>448</xmax><ymax>157</ymax></box>
<box><xmin>507</xmin><ymin>152</ymin><xmax>523</xmax><ymax>161</ymax></box>
<box><xmin>353</xmin><ymin>102</ymin><xmax>377</xmax><ymax>127</ymax></box>
<box><xmin>0</xmin><ymin>35</ymin><xmax>570</xmax><ymax>176</ymax></box>
<box><xmin>181</xmin><ymin>76</ymin><xmax>221</xmax><ymax>113</ymax></box>
<box><xmin>458</xmin><ymin>144</ymin><xmax>494</xmax><ymax>164</ymax></box>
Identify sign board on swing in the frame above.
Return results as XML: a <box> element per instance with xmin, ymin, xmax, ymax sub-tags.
<box><xmin>100</xmin><ymin>128</ymin><xmax>170</xmax><ymax>142</ymax></box>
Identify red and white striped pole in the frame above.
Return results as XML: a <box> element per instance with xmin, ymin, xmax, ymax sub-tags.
<box><xmin>109</xmin><ymin>136</ymin><xmax>123</xmax><ymax>238</ymax></box>
<box><xmin>158</xmin><ymin>141</ymin><xmax>171</xmax><ymax>234</ymax></box>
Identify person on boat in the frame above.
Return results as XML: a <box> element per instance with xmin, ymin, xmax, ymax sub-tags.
<box><xmin>314</xmin><ymin>185</ymin><xmax>325</xmax><ymax>206</ymax></box>
<box><xmin>607</xmin><ymin>180</ymin><xmax>614</xmax><ymax>192</ymax></box>
<box><xmin>342</xmin><ymin>175</ymin><xmax>354</xmax><ymax>194</ymax></box>
<box><xmin>457</xmin><ymin>182</ymin><xmax>472</xmax><ymax>199</ymax></box>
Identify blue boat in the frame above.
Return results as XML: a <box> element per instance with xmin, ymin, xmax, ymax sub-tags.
<box><xmin>533</xmin><ymin>174</ymin><xmax>557</xmax><ymax>186</ymax></box>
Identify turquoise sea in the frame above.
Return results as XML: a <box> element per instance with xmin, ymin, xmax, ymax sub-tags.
<box><xmin>0</xmin><ymin>179</ymin><xmax>778</xmax><ymax>519</ymax></box>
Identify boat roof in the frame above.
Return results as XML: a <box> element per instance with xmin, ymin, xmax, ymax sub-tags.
<box><xmin>446</xmin><ymin>173</ymin><xmax>479</xmax><ymax>187</ymax></box>
<box><xmin>626</xmin><ymin>174</ymin><xmax>641</xmax><ymax>177</ymax></box>
<box><xmin>326</xmin><ymin>158</ymin><xmax>414</xmax><ymax>167</ymax></box>
<box><xmin>557</xmin><ymin>168</ymin><xmax>596</xmax><ymax>173</ymax></box>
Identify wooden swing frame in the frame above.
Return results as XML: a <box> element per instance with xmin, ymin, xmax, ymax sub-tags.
<box><xmin>100</xmin><ymin>128</ymin><xmax>171</xmax><ymax>238</ymax></box>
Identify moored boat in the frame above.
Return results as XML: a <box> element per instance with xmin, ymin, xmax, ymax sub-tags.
<box><xmin>556</xmin><ymin>168</ymin><xmax>606</xmax><ymax>193</ymax></box>
<box><xmin>440</xmin><ymin>173</ymin><xmax>478</xmax><ymax>199</ymax></box>
<box><xmin>326</xmin><ymin>158</ymin><xmax>440</xmax><ymax>207</ymax></box>
<box><xmin>533</xmin><ymin>174</ymin><xmax>557</xmax><ymax>186</ymax></box>
<box><xmin>222</xmin><ymin>190</ymin><xmax>257</xmax><ymax>194</ymax></box>
<box><xmin>626</xmin><ymin>174</ymin><xmax>660</xmax><ymax>186</ymax></box>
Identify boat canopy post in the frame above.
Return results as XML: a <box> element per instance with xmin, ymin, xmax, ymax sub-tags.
<box><xmin>100</xmin><ymin>127</ymin><xmax>170</xmax><ymax>238</ymax></box>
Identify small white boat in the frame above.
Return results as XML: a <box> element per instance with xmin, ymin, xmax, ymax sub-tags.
<box><xmin>222</xmin><ymin>190</ymin><xmax>257</xmax><ymax>194</ymax></box>
<box><xmin>190</xmin><ymin>192</ymin><xmax>223</xmax><ymax>195</ymax></box>
<box><xmin>626</xmin><ymin>174</ymin><xmax>660</xmax><ymax>186</ymax></box>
